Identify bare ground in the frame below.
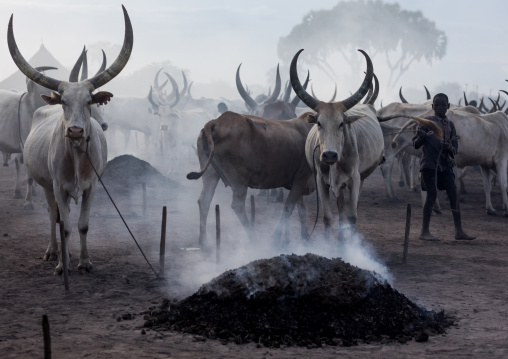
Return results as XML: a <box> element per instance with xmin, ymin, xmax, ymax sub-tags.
<box><xmin>1</xmin><ymin>153</ymin><xmax>507</xmax><ymax>359</ymax></box>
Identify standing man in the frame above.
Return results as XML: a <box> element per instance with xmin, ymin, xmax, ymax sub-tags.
<box><xmin>413</xmin><ymin>93</ymin><xmax>475</xmax><ymax>241</ymax></box>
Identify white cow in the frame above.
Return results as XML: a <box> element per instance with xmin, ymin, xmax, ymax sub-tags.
<box><xmin>9</xmin><ymin>5</ymin><xmax>133</xmax><ymax>273</ymax></box>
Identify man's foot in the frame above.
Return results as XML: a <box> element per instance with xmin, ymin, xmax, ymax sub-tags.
<box><xmin>419</xmin><ymin>232</ymin><xmax>440</xmax><ymax>241</ymax></box>
<box><xmin>455</xmin><ymin>231</ymin><xmax>476</xmax><ymax>240</ymax></box>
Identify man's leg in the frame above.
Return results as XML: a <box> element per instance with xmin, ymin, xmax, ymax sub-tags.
<box><xmin>446</xmin><ymin>180</ymin><xmax>475</xmax><ymax>240</ymax></box>
<box><xmin>420</xmin><ymin>169</ymin><xmax>440</xmax><ymax>241</ymax></box>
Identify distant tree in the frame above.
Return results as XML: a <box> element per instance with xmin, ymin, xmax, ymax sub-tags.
<box><xmin>277</xmin><ymin>0</ymin><xmax>447</xmax><ymax>87</ymax></box>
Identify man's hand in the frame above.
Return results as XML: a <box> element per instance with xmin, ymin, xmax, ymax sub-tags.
<box><xmin>441</xmin><ymin>141</ymin><xmax>454</xmax><ymax>153</ymax></box>
<box><xmin>417</xmin><ymin>128</ymin><xmax>433</xmax><ymax>138</ymax></box>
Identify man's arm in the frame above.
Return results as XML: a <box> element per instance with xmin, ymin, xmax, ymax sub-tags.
<box><xmin>413</xmin><ymin>125</ymin><xmax>429</xmax><ymax>149</ymax></box>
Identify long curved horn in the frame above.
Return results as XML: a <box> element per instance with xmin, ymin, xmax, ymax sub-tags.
<box><xmin>399</xmin><ymin>87</ymin><xmax>408</xmax><ymax>103</ymax></box>
<box><xmin>282</xmin><ymin>80</ymin><xmax>292</xmax><ymax>103</ymax></box>
<box><xmin>179</xmin><ymin>71</ymin><xmax>188</xmax><ymax>98</ymax></box>
<box><xmin>290</xmin><ymin>70</ymin><xmax>310</xmax><ymax>107</ymax></box>
<box><xmin>329</xmin><ymin>84</ymin><xmax>337</xmax><ymax>102</ymax></box>
<box><xmin>235</xmin><ymin>64</ymin><xmax>258</xmax><ymax>111</ymax></box>
<box><xmin>187</xmin><ymin>82</ymin><xmax>193</xmax><ymax>98</ymax></box>
<box><xmin>290</xmin><ymin>50</ymin><xmax>319</xmax><ymax>110</ymax></box>
<box><xmin>263</xmin><ymin>64</ymin><xmax>281</xmax><ymax>104</ymax></box>
<box><xmin>488</xmin><ymin>98</ymin><xmax>497</xmax><ymax>113</ymax></box>
<box><xmin>479</xmin><ymin>97</ymin><xmax>487</xmax><ymax>112</ymax></box>
<box><xmin>8</xmin><ymin>15</ymin><xmax>62</xmax><ymax>91</ymax></box>
<box><xmin>311</xmin><ymin>84</ymin><xmax>318</xmax><ymax>99</ymax></box>
<box><xmin>80</xmin><ymin>50</ymin><xmax>88</xmax><ymax>81</ymax></box>
<box><xmin>362</xmin><ymin>77</ymin><xmax>373</xmax><ymax>104</ymax></box>
<box><xmin>95</xmin><ymin>50</ymin><xmax>107</xmax><ymax>76</ymax></box>
<box><xmin>340</xmin><ymin>50</ymin><xmax>373</xmax><ymax>110</ymax></box>
<box><xmin>148</xmin><ymin>86</ymin><xmax>159</xmax><ymax>109</ymax></box>
<box><xmin>88</xmin><ymin>5</ymin><xmax>133</xmax><ymax>90</ymax></box>
<box><xmin>458</xmin><ymin>98</ymin><xmax>462</xmax><ymax>105</ymax></box>
<box><xmin>496</xmin><ymin>92</ymin><xmax>500</xmax><ymax>104</ymax></box>
<box><xmin>154</xmin><ymin>68</ymin><xmax>163</xmax><ymax>90</ymax></box>
<box><xmin>34</xmin><ymin>66</ymin><xmax>57</xmax><ymax>72</ymax></box>
<box><xmin>424</xmin><ymin>85</ymin><xmax>431</xmax><ymax>100</ymax></box>
<box><xmin>69</xmin><ymin>46</ymin><xmax>86</xmax><ymax>82</ymax></box>
<box><xmin>463</xmin><ymin>91</ymin><xmax>469</xmax><ymax>106</ymax></box>
<box><xmin>367</xmin><ymin>73</ymin><xmax>379</xmax><ymax>105</ymax></box>
<box><xmin>164</xmin><ymin>72</ymin><xmax>180</xmax><ymax>108</ymax></box>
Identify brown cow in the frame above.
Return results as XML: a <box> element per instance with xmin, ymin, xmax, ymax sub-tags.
<box><xmin>187</xmin><ymin>111</ymin><xmax>317</xmax><ymax>245</ymax></box>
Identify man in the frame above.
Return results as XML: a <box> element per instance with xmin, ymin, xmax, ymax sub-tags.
<box><xmin>413</xmin><ymin>93</ymin><xmax>475</xmax><ymax>241</ymax></box>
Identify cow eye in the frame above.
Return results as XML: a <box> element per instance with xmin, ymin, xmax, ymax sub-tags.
<box><xmin>317</xmin><ymin>121</ymin><xmax>322</xmax><ymax>128</ymax></box>
<box><xmin>339</xmin><ymin>122</ymin><xmax>344</xmax><ymax>128</ymax></box>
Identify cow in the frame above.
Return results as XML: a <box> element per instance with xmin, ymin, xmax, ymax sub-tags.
<box><xmin>290</xmin><ymin>49</ymin><xmax>387</xmax><ymax>238</ymax></box>
<box><xmin>9</xmin><ymin>5</ymin><xmax>133</xmax><ymax>273</ymax></box>
<box><xmin>186</xmin><ymin>111</ymin><xmax>317</xmax><ymax>246</ymax></box>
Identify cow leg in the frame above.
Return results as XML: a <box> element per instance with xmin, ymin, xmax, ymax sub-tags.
<box><xmin>2</xmin><ymin>151</ymin><xmax>10</xmax><ymax>166</ymax></box>
<box><xmin>42</xmin><ymin>189</ymin><xmax>59</xmax><ymax>261</ymax></box>
<box><xmin>53</xmin><ymin>190</ymin><xmax>72</xmax><ymax>275</ymax></box>
<box><xmin>276</xmin><ymin>188</ymin><xmax>284</xmax><ymax>203</ymax></box>
<box><xmin>317</xmin><ymin>172</ymin><xmax>333</xmax><ymax>240</ymax></box>
<box><xmin>379</xmin><ymin>156</ymin><xmax>398</xmax><ymax>202</ymax></box>
<box><xmin>495</xmin><ymin>160</ymin><xmax>508</xmax><ymax>216</ymax></box>
<box><xmin>347</xmin><ymin>173</ymin><xmax>361</xmax><ymax>228</ymax></box>
<box><xmin>13</xmin><ymin>156</ymin><xmax>22</xmax><ymax>199</ymax></box>
<box><xmin>296</xmin><ymin>196</ymin><xmax>309</xmax><ymax>240</ymax></box>
<box><xmin>459</xmin><ymin>167</ymin><xmax>468</xmax><ymax>194</ymax></box>
<box><xmin>397</xmin><ymin>155</ymin><xmax>405</xmax><ymax>187</ymax></box>
<box><xmin>77</xmin><ymin>185</ymin><xmax>97</xmax><ymax>273</ymax></box>
<box><xmin>230</xmin><ymin>185</ymin><xmax>254</xmax><ymax>241</ymax></box>
<box><xmin>480</xmin><ymin>165</ymin><xmax>496</xmax><ymax>215</ymax></box>
<box><xmin>272</xmin><ymin>187</ymin><xmax>304</xmax><ymax>244</ymax></box>
<box><xmin>197</xmin><ymin>169</ymin><xmax>220</xmax><ymax>247</ymax></box>
<box><xmin>23</xmin><ymin>175</ymin><xmax>35</xmax><ymax>210</ymax></box>
<box><xmin>401</xmin><ymin>152</ymin><xmax>412</xmax><ymax>189</ymax></box>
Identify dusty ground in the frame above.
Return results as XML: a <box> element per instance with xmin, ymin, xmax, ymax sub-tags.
<box><xmin>1</xmin><ymin>151</ymin><xmax>507</xmax><ymax>359</ymax></box>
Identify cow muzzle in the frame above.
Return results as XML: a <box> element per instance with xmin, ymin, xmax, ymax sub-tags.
<box><xmin>67</xmin><ymin>126</ymin><xmax>84</xmax><ymax>139</ymax></box>
<box><xmin>321</xmin><ymin>151</ymin><xmax>338</xmax><ymax>164</ymax></box>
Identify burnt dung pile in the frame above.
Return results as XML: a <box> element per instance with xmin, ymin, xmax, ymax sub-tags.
<box><xmin>143</xmin><ymin>253</ymin><xmax>452</xmax><ymax>347</ymax></box>
<box><xmin>101</xmin><ymin>155</ymin><xmax>177</xmax><ymax>189</ymax></box>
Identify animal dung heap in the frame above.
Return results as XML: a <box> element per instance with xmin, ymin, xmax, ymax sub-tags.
<box><xmin>143</xmin><ymin>254</ymin><xmax>452</xmax><ymax>347</ymax></box>
<box><xmin>101</xmin><ymin>155</ymin><xmax>177</xmax><ymax>189</ymax></box>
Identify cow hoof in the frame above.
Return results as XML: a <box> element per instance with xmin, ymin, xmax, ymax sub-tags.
<box><xmin>398</xmin><ymin>181</ymin><xmax>405</xmax><ymax>187</ymax></box>
<box><xmin>23</xmin><ymin>202</ymin><xmax>34</xmax><ymax>210</ymax></box>
<box><xmin>486</xmin><ymin>209</ymin><xmax>497</xmax><ymax>216</ymax></box>
<box><xmin>13</xmin><ymin>191</ymin><xmax>22</xmax><ymax>199</ymax></box>
<box><xmin>54</xmin><ymin>266</ymin><xmax>70</xmax><ymax>276</ymax></box>
<box><xmin>44</xmin><ymin>251</ymin><xmax>58</xmax><ymax>261</ymax></box>
<box><xmin>78</xmin><ymin>263</ymin><xmax>93</xmax><ymax>274</ymax></box>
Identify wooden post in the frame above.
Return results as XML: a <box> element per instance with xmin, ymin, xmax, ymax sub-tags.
<box><xmin>250</xmin><ymin>194</ymin><xmax>255</xmax><ymax>227</ymax></box>
<box><xmin>402</xmin><ymin>203</ymin><xmax>411</xmax><ymax>264</ymax></box>
<box><xmin>59</xmin><ymin>221</ymin><xmax>69</xmax><ymax>291</ymax></box>
<box><xmin>42</xmin><ymin>314</ymin><xmax>51</xmax><ymax>359</ymax></box>
<box><xmin>215</xmin><ymin>204</ymin><xmax>221</xmax><ymax>265</ymax></box>
<box><xmin>159</xmin><ymin>206</ymin><xmax>167</xmax><ymax>277</ymax></box>
<box><xmin>142</xmin><ymin>182</ymin><xmax>147</xmax><ymax>217</ymax></box>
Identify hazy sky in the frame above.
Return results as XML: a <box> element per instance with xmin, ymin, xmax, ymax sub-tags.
<box><xmin>0</xmin><ymin>0</ymin><xmax>506</xmax><ymax>103</ymax></box>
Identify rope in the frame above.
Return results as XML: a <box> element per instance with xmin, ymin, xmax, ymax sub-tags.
<box><xmin>17</xmin><ymin>92</ymin><xmax>27</xmax><ymax>150</ymax></box>
<box><xmin>80</xmin><ymin>136</ymin><xmax>158</xmax><ymax>277</ymax></box>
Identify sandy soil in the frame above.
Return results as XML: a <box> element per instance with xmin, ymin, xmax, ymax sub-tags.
<box><xmin>1</xmin><ymin>152</ymin><xmax>507</xmax><ymax>359</ymax></box>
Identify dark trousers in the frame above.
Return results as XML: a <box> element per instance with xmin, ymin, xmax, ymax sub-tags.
<box><xmin>421</xmin><ymin>168</ymin><xmax>460</xmax><ymax>228</ymax></box>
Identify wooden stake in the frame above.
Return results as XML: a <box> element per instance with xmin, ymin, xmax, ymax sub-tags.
<box><xmin>142</xmin><ymin>182</ymin><xmax>147</xmax><ymax>217</ymax></box>
<box><xmin>402</xmin><ymin>204</ymin><xmax>411</xmax><ymax>264</ymax></box>
<box><xmin>159</xmin><ymin>206</ymin><xmax>167</xmax><ymax>277</ymax></box>
<box><xmin>42</xmin><ymin>314</ymin><xmax>51</xmax><ymax>359</ymax></box>
<box><xmin>59</xmin><ymin>221</ymin><xmax>69</xmax><ymax>291</ymax></box>
<box><xmin>215</xmin><ymin>204</ymin><xmax>221</xmax><ymax>265</ymax></box>
<box><xmin>250</xmin><ymin>194</ymin><xmax>255</xmax><ymax>226</ymax></box>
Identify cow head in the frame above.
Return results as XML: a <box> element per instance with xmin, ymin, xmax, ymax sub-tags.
<box><xmin>290</xmin><ymin>49</ymin><xmax>373</xmax><ymax>165</ymax></box>
<box><xmin>7</xmin><ymin>5</ymin><xmax>133</xmax><ymax>144</ymax></box>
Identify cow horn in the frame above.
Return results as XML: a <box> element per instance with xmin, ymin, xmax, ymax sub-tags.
<box><xmin>311</xmin><ymin>84</ymin><xmax>317</xmax><ymax>99</ymax></box>
<box><xmin>179</xmin><ymin>71</ymin><xmax>188</xmax><ymax>99</ymax></box>
<box><xmin>154</xmin><ymin>68</ymin><xmax>163</xmax><ymax>90</ymax></box>
<box><xmin>424</xmin><ymin>85</ymin><xmax>431</xmax><ymax>100</ymax></box>
<box><xmin>329</xmin><ymin>84</ymin><xmax>337</xmax><ymax>102</ymax></box>
<box><xmin>8</xmin><ymin>14</ymin><xmax>62</xmax><ymax>92</ymax></box>
<box><xmin>487</xmin><ymin>98</ymin><xmax>497</xmax><ymax>113</ymax></box>
<box><xmin>95</xmin><ymin>49</ymin><xmax>107</xmax><ymax>76</ymax></box>
<box><xmin>290</xmin><ymin>70</ymin><xmax>310</xmax><ymax>107</ymax></box>
<box><xmin>187</xmin><ymin>82</ymin><xmax>194</xmax><ymax>98</ymax></box>
<box><xmin>290</xmin><ymin>50</ymin><xmax>319</xmax><ymax>110</ymax></box>
<box><xmin>69</xmin><ymin>46</ymin><xmax>86</xmax><ymax>82</ymax></box>
<box><xmin>80</xmin><ymin>50</ymin><xmax>89</xmax><ymax>82</ymax></box>
<box><xmin>236</xmin><ymin>63</ymin><xmax>258</xmax><ymax>111</ymax></box>
<box><xmin>282</xmin><ymin>80</ymin><xmax>292</xmax><ymax>103</ymax></box>
<box><xmin>264</xmin><ymin>64</ymin><xmax>281</xmax><ymax>104</ymax></box>
<box><xmin>367</xmin><ymin>73</ymin><xmax>379</xmax><ymax>105</ymax></box>
<box><xmin>164</xmin><ymin>72</ymin><xmax>180</xmax><ymax>108</ymax></box>
<box><xmin>496</xmin><ymin>92</ymin><xmax>500</xmax><ymax>104</ymax></box>
<box><xmin>340</xmin><ymin>50</ymin><xmax>373</xmax><ymax>110</ymax></box>
<box><xmin>88</xmin><ymin>5</ymin><xmax>133</xmax><ymax>90</ymax></box>
<box><xmin>362</xmin><ymin>76</ymin><xmax>373</xmax><ymax>104</ymax></box>
<box><xmin>463</xmin><ymin>91</ymin><xmax>469</xmax><ymax>106</ymax></box>
<box><xmin>399</xmin><ymin>87</ymin><xmax>408</xmax><ymax>103</ymax></box>
<box><xmin>458</xmin><ymin>98</ymin><xmax>462</xmax><ymax>106</ymax></box>
<box><xmin>148</xmin><ymin>86</ymin><xmax>159</xmax><ymax>109</ymax></box>
<box><xmin>34</xmin><ymin>66</ymin><xmax>57</xmax><ymax>73</ymax></box>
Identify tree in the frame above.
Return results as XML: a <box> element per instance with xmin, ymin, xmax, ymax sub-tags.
<box><xmin>277</xmin><ymin>0</ymin><xmax>447</xmax><ymax>87</ymax></box>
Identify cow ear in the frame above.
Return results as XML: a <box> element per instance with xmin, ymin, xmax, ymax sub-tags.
<box><xmin>343</xmin><ymin>114</ymin><xmax>365</xmax><ymax>125</ymax></box>
<box><xmin>92</xmin><ymin>91</ymin><xmax>113</xmax><ymax>106</ymax></box>
<box><xmin>41</xmin><ymin>92</ymin><xmax>62</xmax><ymax>105</ymax></box>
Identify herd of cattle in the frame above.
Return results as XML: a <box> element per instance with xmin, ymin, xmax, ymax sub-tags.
<box><xmin>1</xmin><ymin>6</ymin><xmax>507</xmax><ymax>273</ymax></box>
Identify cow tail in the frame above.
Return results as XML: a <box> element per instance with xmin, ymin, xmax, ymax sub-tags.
<box><xmin>186</xmin><ymin>123</ymin><xmax>215</xmax><ymax>180</ymax></box>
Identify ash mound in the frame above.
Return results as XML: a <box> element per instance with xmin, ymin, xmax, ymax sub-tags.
<box><xmin>144</xmin><ymin>254</ymin><xmax>452</xmax><ymax>348</ymax></box>
<box><xmin>101</xmin><ymin>155</ymin><xmax>177</xmax><ymax>188</ymax></box>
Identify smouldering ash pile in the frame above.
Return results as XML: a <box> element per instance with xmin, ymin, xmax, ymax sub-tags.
<box><xmin>143</xmin><ymin>254</ymin><xmax>451</xmax><ymax>348</ymax></box>
<box><xmin>101</xmin><ymin>155</ymin><xmax>177</xmax><ymax>188</ymax></box>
